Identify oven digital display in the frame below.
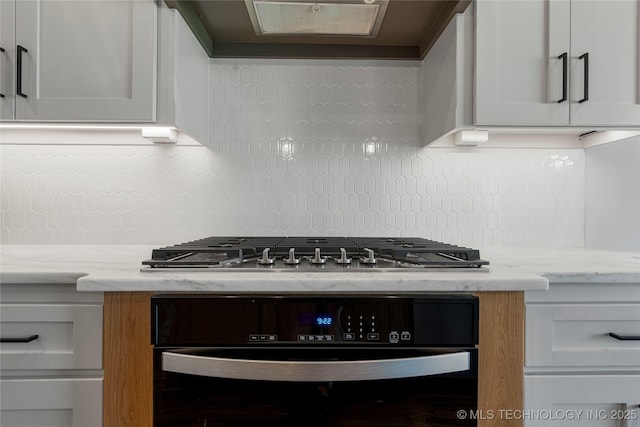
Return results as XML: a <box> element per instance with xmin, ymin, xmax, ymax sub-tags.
<box><xmin>316</xmin><ymin>316</ymin><xmax>333</xmax><ymax>326</ymax></box>
<box><xmin>298</xmin><ymin>312</ymin><xmax>333</xmax><ymax>327</ymax></box>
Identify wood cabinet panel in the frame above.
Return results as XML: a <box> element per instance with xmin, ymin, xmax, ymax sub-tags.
<box><xmin>478</xmin><ymin>291</ymin><xmax>525</xmax><ymax>427</ymax></box>
<box><xmin>103</xmin><ymin>292</ymin><xmax>153</xmax><ymax>427</ymax></box>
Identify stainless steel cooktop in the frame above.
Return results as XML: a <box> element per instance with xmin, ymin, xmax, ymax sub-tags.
<box><xmin>142</xmin><ymin>236</ymin><xmax>490</xmax><ymax>272</ymax></box>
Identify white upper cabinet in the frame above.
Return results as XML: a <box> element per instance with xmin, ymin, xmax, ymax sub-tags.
<box><xmin>475</xmin><ymin>0</ymin><xmax>570</xmax><ymax>125</ymax></box>
<box><xmin>1</xmin><ymin>0</ymin><xmax>156</xmax><ymax>122</ymax></box>
<box><xmin>0</xmin><ymin>0</ymin><xmax>15</xmax><ymax>120</ymax></box>
<box><xmin>570</xmin><ymin>0</ymin><xmax>640</xmax><ymax>125</ymax></box>
<box><xmin>475</xmin><ymin>0</ymin><xmax>640</xmax><ymax>127</ymax></box>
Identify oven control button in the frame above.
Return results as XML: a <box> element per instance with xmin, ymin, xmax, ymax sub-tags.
<box><xmin>367</xmin><ymin>332</ymin><xmax>379</xmax><ymax>341</ymax></box>
<box><xmin>298</xmin><ymin>334</ymin><xmax>335</xmax><ymax>342</ymax></box>
<box><xmin>401</xmin><ymin>331</ymin><xmax>412</xmax><ymax>341</ymax></box>
<box><xmin>343</xmin><ymin>332</ymin><xmax>355</xmax><ymax>340</ymax></box>
<box><xmin>389</xmin><ymin>331</ymin><xmax>400</xmax><ymax>343</ymax></box>
<box><xmin>268</xmin><ymin>335</ymin><xmax>277</xmax><ymax>341</ymax></box>
<box><xmin>249</xmin><ymin>335</ymin><xmax>260</xmax><ymax>341</ymax></box>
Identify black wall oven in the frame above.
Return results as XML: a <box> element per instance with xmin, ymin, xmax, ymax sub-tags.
<box><xmin>151</xmin><ymin>294</ymin><xmax>479</xmax><ymax>427</ymax></box>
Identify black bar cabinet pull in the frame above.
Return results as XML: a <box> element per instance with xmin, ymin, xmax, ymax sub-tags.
<box><xmin>609</xmin><ymin>332</ymin><xmax>640</xmax><ymax>341</ymax></box>
<box><xmin>557</xmin><ymin>52</ymin><xmax>567</xmax><ymax>103</ymax></box>
<box><xmin>0</xmin><ymin>46</ymin><xmax>4</xmax><ymax>98</ymax></box>
<box><xmin>0</xmin><ymin>334</ymin><xmax>39</xmax><ymax>343</ymax></box>
<box><xmin>16</xmin><ymin>44</ymin><xmax>28</xmax><ymax>98</ymax></box>
<box><xmin>578</xmin><ymin>52</ymin><xmax>589</xmax><ymax>103</ymax></box>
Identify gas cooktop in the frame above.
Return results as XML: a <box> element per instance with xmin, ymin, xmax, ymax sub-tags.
<box><xmin>142</xmin><ymin>236</ymin><xmax>490</xmax><ymax>272</ymax></box>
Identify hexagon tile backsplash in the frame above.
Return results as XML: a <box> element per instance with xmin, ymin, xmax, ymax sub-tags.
<box><xmin>0</xmin><ymin>59</ymin><xmax>585</xmax><ymax>247</ymax></box>
<box><xmin>1</xmin><ymin>142</ymin><xmax>584</xmax><ymax>247</ymax></box>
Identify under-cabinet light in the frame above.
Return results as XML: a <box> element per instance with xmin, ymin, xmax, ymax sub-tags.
<box><xmin>0</xmin><ymin>123</ymin><xmax>145</xmax><ymax>130</ymax></box>
<box><xmin>454</xmin><ymin>130</ymin><xmax>489</xmax><ymax>146</ymax></box>
<box><xmin>0</xmin><ymin>124</ymin><xmax>180</xmax><ymax>144</ymax></box>
<box><xmin>141</xmin><ymin>127</ymin><xmax>178</xmax><ymax>144</ymax></box>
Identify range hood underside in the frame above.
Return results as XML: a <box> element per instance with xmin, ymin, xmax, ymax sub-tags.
<box><xmin>165</xmin><ymin>0</ymin><xmax>471</xmax><ymax>60</ymax></box>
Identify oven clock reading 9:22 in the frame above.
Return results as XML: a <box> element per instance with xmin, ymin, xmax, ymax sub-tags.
<box><xmin>316</xmin><ymin>316</ymin><xmax>333</xmax><ymax>326</ymax></box>
<box><xmin>297</xmin><ymin>312</ymin><xmax>333</xmax><ymax>327</ymax></box>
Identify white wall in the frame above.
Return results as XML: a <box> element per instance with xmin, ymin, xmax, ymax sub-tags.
<box><xmin>0</xmin><ymin>59</ymin><xmax>585</xmax><ymax>247</ymax></box>
<box><xmin>585</xmin><ymin>135</ymin><xmax>640</xmax><ymax>251</ymax></box>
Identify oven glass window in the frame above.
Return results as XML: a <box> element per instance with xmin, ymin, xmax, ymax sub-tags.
<box><xmin>154</xmin><ymin>352</ymin><xmax>477</xmax><ymax>427</ymax></box>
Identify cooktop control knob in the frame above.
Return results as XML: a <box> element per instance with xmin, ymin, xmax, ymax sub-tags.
<box><xmin>360</xmin><ymin>248</ymin><xmax>377</xmax><ymax>264</ymax></box>
<box><xmin>335</xmin><ymin>248</ymin><xmax>352</xmax><ymax>265</ymax></box>
<box><xmin>310</xmin><ymin>248</ymin><xmax>326</xmax><ymax>265</ymax></box>
<box><xmin>284</xmin><ymin>248</ymin><xmax>300</xmax><ymax>265</ymax></box>
<box><xmin>258</xmin><ymin>247</ymin><xmax>275</xmax><ymax>265</ymax></box>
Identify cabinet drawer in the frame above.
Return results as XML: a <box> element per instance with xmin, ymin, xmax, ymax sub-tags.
<box><xmin>526</xmin><ymin>304</ymin><xmax>640</xmax><ymax>368</ymax></box>
<box><xmin>0</xmin><ymin>304</ymin><xmax>102</xmax><ymax>370</ymax></box>
<box><xmin>0</xmin><ymin>377</ymin><xmax>102</xmax><ymax>427</ymax></box>
<box><xmin>525</xmin><ymin>374</ymin><xmax>640</xmax><ymax>427</ymax></box>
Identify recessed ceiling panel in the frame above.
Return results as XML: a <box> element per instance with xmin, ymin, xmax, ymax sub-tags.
<box><xmin>246</xmin><ymin>1</ymin><xmax>388</xmax><ymax>37</ymax></box>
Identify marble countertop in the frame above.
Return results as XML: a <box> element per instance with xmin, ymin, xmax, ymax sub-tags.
<box><xmin>1</xmin><ymin>245</ymin><xmax>638</xmax><ymax>293</ymax></box>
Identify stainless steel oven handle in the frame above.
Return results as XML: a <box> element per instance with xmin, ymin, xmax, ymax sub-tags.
<box><xmin>162</xmin><ymin>351</ymin><xmax>470</xmax><ymax>382</ymax></box>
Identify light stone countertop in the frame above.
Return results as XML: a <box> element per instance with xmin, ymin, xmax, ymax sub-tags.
<box><xmin>1</xmin><ymin>245</ymin><xmax>639</xmax><ymax>293</ymax></box>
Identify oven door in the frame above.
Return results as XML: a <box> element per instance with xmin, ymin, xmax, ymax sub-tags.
<box><xmin>154</xmin><ymin>348</ymin><xmax>477</xmax><ymax>427</ymax></box>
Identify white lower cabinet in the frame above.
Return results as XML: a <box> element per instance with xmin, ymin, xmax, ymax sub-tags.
<box><xmin>525</xmin><ymin>375</ymin><xmax>640</xmax><ymax>427</ymax></box>
<box><xmin>0</xmin><ymin>304</ymin><xmax>102</xmax><ymax>370</ymax></box>
<box><xmin>526</xmin><ymin>303</ymin><xmax>640</xmax><ymax>368</ymax></box>
<box><xmin>0</xmin><ymin>378</ymin><xmax>102</xmax><ymax>427</ymax></box>
<box><xmin>525</xmin><ymin>283</ymin><xmax>640</xmax><ymax>427</ymax></box>
<box><xmin>0</xmin><ymin>283</ymin><xmax>104</xmax><ymax>427</ymax></box>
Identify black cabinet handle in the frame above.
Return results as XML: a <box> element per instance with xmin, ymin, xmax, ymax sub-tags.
<box><xmin>0</xmin><ymin>46</ymin><xmax>4</xmax><ymax>98</ymax></box>
<box><xmin>578</xmin><ymin>52</ymin><xmax>589</xmax><ymax>103</ymax></box>
<box><xmin>557</xmin><ymin>52</ymin><xmax>568</xmax><ymax>103</ymax></box>
<box><xmin>17</xmin><ymin>44</ymin><xmax>28</xmax><ymax>98</ymax></box>
<box><xmin>0</xmin><ymin>334</ymin><xmax>39</xmax><ymax>343</ymax></box>
<box><xmin>609</xmin><ymin>332</ymin><xmax>640</xmax><ymax>341</ymax></box>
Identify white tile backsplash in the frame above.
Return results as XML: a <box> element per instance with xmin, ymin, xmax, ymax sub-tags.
<box><xmin>585</xmin><ymin>135</ymin><xmax>640</xmax><ymax>251</ymax></box>
<box><xmin>0</xmin><ymin>141</ymin><xmax>585</xmax><ymax>247</ymax></box>
<box><xmin>0</xmin><ymin>59</ymin><xmax>585</xmax><ymax>247</ymax></box>
<box><xmin>209</xmin><ymin>59</ymin><xmax>421</xmax><ymax>151</ymax></box>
